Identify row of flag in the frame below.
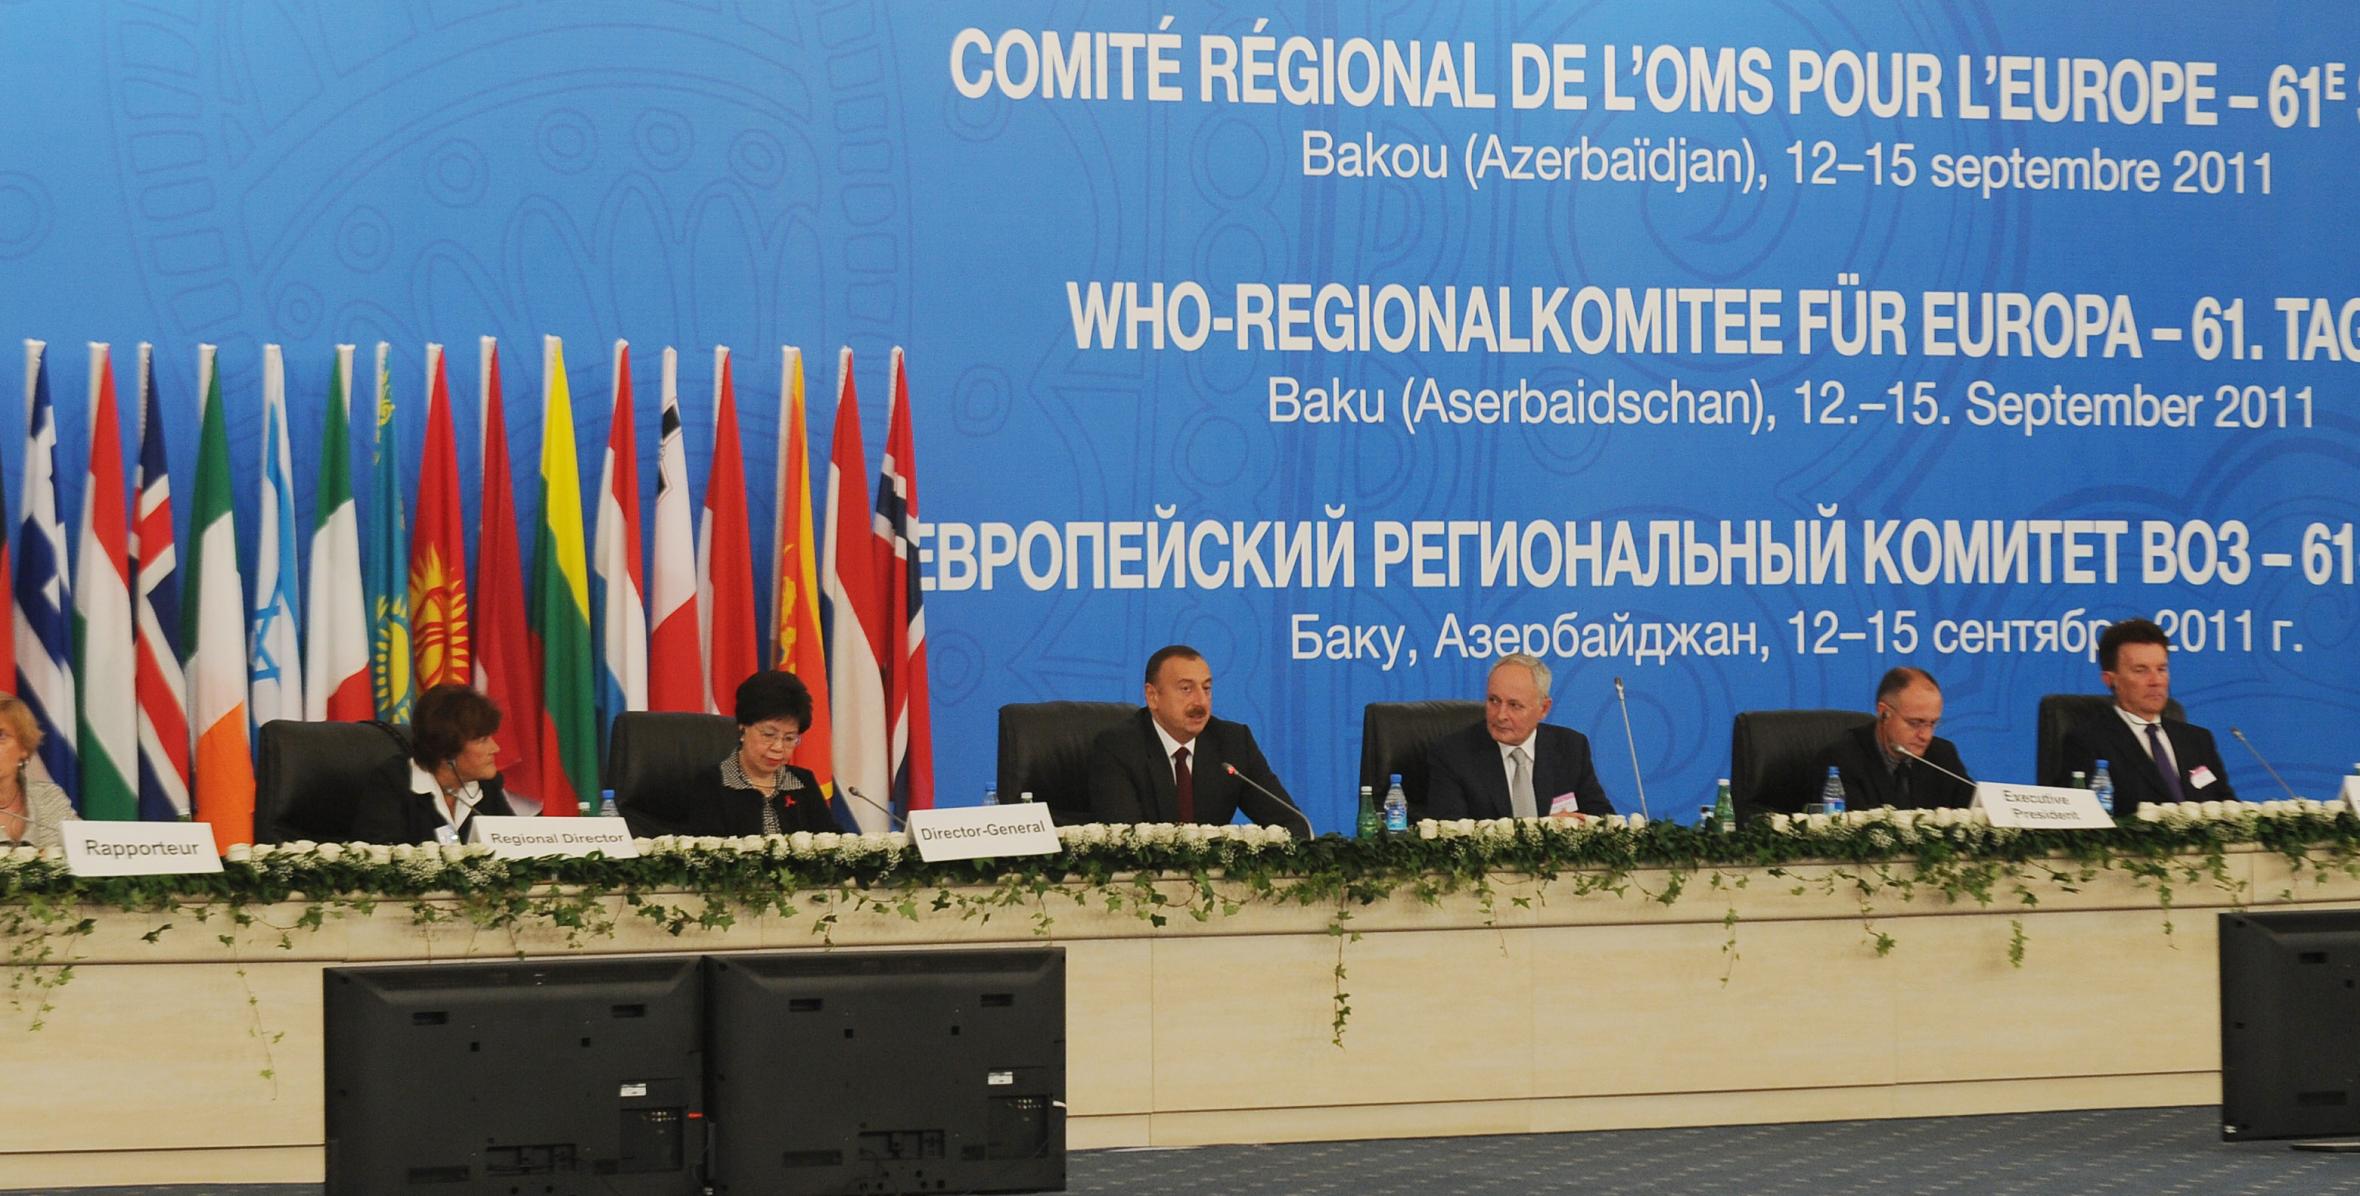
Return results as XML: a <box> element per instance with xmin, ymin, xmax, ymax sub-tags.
<box><xmin>7</xmin><ymin>335</ymin><xmax>935</xmax><ymax>849</ymax></box>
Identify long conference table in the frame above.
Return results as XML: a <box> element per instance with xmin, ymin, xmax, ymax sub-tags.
<box><xmin>1</xmin><ymin>829</ymin><xmax>2347</xmax><ymax>1188</ymax></box>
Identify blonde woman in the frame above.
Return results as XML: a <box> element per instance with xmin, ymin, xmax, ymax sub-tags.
<box><xmin>0</xmin><ymin>695</ymin><xmax>74</xmax><ymax>850</ymax></box>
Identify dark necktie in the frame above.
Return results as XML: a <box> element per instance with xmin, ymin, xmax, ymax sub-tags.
<box><xmin>2146</xmin><ymin>722</ymin><xmax>2182</xmax><ymax>801</ymax></box>
<box><xmin>1174</xmin><ymin>746</ymin><xmax>1195</xmax><ymax>822</ymax></box>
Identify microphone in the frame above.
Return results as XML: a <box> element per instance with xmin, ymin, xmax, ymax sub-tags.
<box><xmin>2230</xmin><ymin>727</ymin><xmax>2300</xmax><ymax>801</ymax></box>
<box><xmin>1220</xmin><ymin>763</ymin><xmax>1315</xmax><ymax>839</ymax></box>
<box><xmin>1612</xmin><ymin>676</ymin><xmax>1652</xmax><ymax>821</ymax></box>
<box><xmin>839</xmin><ymin>784</ymin><xmax>907</xmax><ymax>831</ymax></box>
<box><xmin>1896</xmin><ymin>747</ymin><xmax>1976</xmax><ymax>792</ymax></box>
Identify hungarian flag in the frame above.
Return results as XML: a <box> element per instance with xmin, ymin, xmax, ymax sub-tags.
<box><xmin>822</xmin><ymin>348</ymin><xmax>889</xmax><ymax>831</ymax></box>
<box><xmin>592</xmin><ymin>340</ymin><xmax>647</xmax><ymax>740</ymax></box>
<box><xmin>186</xmin><ymin>345</ymin><xmax>255</xmax><ymax>849</ymax></box>
<box><xmin>409</xmin><ymin>344</ymin><xmax>470</xmax><ymax>690</ymax></box>
<box><xmin>770</xmin><ymin>346</ymin><xmax>832</xmax><ymax>795</ymax></box>
<box><xmin>877</xmin><ymin>348</ymin><xmax>935</xmax><ymax>816</ymax></box>
<box><xmin>532</xmin><ymin>336</ymin><xmax>593</xmax><ymax>816</ymax></box>
<box><xmin>698</xmin><ymin>347</ymin><xmax>756</xmax><ymax>714</ymax></box>
<box><xmin>472</xmin><ymin>338</ymin><xmax>552</xmax><ymax>810</ymax></box>
<box><xmin>16</xmin><ymin>340</ymin><xmax>76</xmax><ymax>791</ymax></box>
<box><xmin>248</xmin><ymin>344</ymin><xmax>305</xmax><ymax>731</ymax></box>
<box><xmin>74</xmin><ymin>343</ymin><xmax>136</xmax><ymax>820</ymax></box>
<box><xmin>131</xmin><ymin>343</ymin><xmax>190</xmax><ymax>820</ymax></box>
<box><xmin>365</xmin><ymin>344</ymin><xmax>414</xmax><ymax>723</ymax></box>
<box><xmin>646</xmin><ymin>348</ymin><xmax>703</xmax><ymax>712</ymax></box>
<box><xmin>303</xmin><ymin>345</ymin><xmax>371</xmax><ymax>722</ymax></box>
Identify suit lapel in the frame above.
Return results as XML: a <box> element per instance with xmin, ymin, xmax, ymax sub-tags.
<box><xmin>2104</xmin><ymin>717</ymin><xmax>2168</xmax><ymax>795</ymax></box>
<box><xmin>1476</xmin><ymin>732</ymin><xmax>1513</xmax><ymax>819</ymax></box>
<box><xmin>1140</xmin><ymin>714</ymin><xmax>1179</xmax><ymax>822</ymax></box>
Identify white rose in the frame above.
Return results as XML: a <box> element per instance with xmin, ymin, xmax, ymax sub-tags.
<box><xmin>225</xmin><ymin>843</ymin><xmax>253</xmax><ymax>863</ymax></box>
<box><xmin>788</xmin><ymin>831</ymin><xmax>817</xmax><ymax>855</ymax></box>
<box><xmin>1087</xmin><ymin>823</ymin><xmax>1113</xmax><ymax>846</ymax></box>
<box><xmin>1451</xmin><ymin>818</ymin><xmax>1478</xmax><ymax>836</ymax></box>
<box><xmin>2199</xmin><ymin>801</ymin><xmax>2225</xmax><ymax>820</ymax></box>
<box><xmin>2136</xmin><ymin>804</ymin><xmax>2164</xmax><ymax>821</ymax></box>
<box><xmin>286</xmin><ymin>840</ymin><xmax>317</xmax><ymax>854</ymax></box>
<box><xmin>813</xmin><ymin>833</ymin><xmax>842</xmax><ymax>851</ymax></box>
<box><xmin>727</xmin><ymin>835</ymin><xmax>759</xmax><ymax>852</ymax></box>
<box><xmin>884</xmin><ymin>832</ymin><xmax>911</xmax><ymax>851</ymax></box>
<box><xmin>1417</xmin><ymin>819</ymin><xmax>1440</xmax><ymax>840</ymax></box>
<box><xmin>1626</xmin><ymin>813</ymin><xmax>1647</xmax><ymax>830</ymax></box>
<box><xmin>313</xmin><ymin>842</ymin><xmax>344</xmax><ymax>861</ymax></box>
<box><xmin>1807</xmin><ymin>813</ymin><xmax>1834</xmax><ymax>832</ymax></box>
<box><xmin>367</xmin><ymin>844</ymin><xmax>393</xmax><ymax>865</ymax></box>
<box><xmin>440</xmin><ymin>842</ymin><xmax>470</xmax><ymax>862</ymax></box>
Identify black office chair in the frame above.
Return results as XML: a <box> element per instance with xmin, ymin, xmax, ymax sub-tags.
<box><xmin>995</xmin><ymin>701</ymin><xmax>1137</xmax><ymax>826</ymax></box>
<box><xmin>1357</xmin><ymin>700</ymin><xmax>1484</xmax><ymax>821</ymax></box>
<box><xmin>1728</xmin><ymin>709</ymin><xmax>1875</xmax><ymax>821</ymax></box>
<box><xmin>2035</xmin><ymin>693</ymin><xmax>2185</xmax><ymax>786</ymax></box>
<box><xmin>254</xmin><ymin>719</ymin><xmax>411</xmax><ymax>843</ymax></box>
<box><xmin>607</xmin><ymin>711</ymin><xmax>740</xmax><ymax>836</ymax></box>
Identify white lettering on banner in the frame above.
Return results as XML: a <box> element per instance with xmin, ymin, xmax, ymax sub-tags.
<box><xmin>470</xmin><ymin>817</ymin><xmax>640</xmax><ymax>861</ymax></box>
<box><xmin>908</xmin><ymin>805</ymin><xmax>1061</xmax><ymax>863</ymax></box>
<box><xmin>1971</xmin><ymin>783</ymin><xmax>2118</xmax><ymax>830</ymax></box>
<box><xmin>63</xmin><ymin>821</ymin><xmax>225</xmax><ymax>878</ymax></box>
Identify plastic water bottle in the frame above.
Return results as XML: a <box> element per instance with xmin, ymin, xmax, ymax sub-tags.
<box><xmin>1712</xmin><ymin>778</ymin><xmax>1735</xmax><ymax>832</ymax></box>
<box><xmin>1818</xmin><ymin>767</ymin><xmax>1846</xmax><ymax>816</ymax></box>
<box><xmin>1356</xmin><ymin>785</ymin><xmax>1382</xmax><ymax>838</ymax></box>
<box><xmin>2091</xmin><ymin>759</ymin><xmax>2115</xmax><ymax>815</ymax></box>
<box><xmin>597</xmin><ymin>789</ymin><xmax>619</xmax><ymax>818</ymax></box>
<box><xmin>1018</xmin><ymin>790</ymin><xmax>1035</xmax><ymax>803</ymax></box>
<box><xmin>1383</xmin><ymin>774</ymin><xmax>1409</xmax><ymax>833</ymax></box>
<box><xmin>984</xmin><ymin>785</ymin><xmax>999</xmax><ymax>805</ymax></box>
<box><xmin>2069</xmin><ymin>771</ymin><xmax>2088</xmax><ymax>790</ymax></box>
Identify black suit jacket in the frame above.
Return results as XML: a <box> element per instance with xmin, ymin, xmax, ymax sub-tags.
<box><xmin>1084</xmin><ymin>709</ymin><xmax>1311</xmax><ymax>837</ymax></box>
<box><xmin>1811</xmin><ymin>725</ymin><xmax>1974</xmax><ymax>811</ymax></box>
<box><xmin>1424</xmin><ymin>722</ymin><xmax>1614</xmax><ymax>819</ymax></box>
<box><xmin>349</xmin><ymin>771</ymin><xmax>517</xmax><ymax>845</ymax></box>
<box><xmin>673</xmin><ymin>761</ymin><xmax>843</xmax><ymax>837</ymax></box>
<box><xmin>2052</xmin><ymin>709</ymin><xmax>2234</xmax><ymax>811</ymax></box>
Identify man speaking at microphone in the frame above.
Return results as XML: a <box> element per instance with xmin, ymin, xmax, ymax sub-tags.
<box><xmin>1813</xmin><ymin>666</ymin><xmax>1976</xmax><ymax>811</ymax></box>
<box><xmin>1084</xmin><ymin>644</ymin><xmax>1313</xmax><ymax>838</ymax></box>
<box><xmin>1425</xmin><ymin>653</ymin><xmax>1616</xmax><ymax>820</ymax></box>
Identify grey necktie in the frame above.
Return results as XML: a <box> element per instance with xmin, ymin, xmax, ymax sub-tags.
<box><xmin>1509</xmin><ymin>746</ymin><xmax>1537</xmax><ymax>819</ymax></box>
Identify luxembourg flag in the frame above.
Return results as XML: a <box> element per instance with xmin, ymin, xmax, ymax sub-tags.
<box><xmin>592</xmin><ymin>340</ymin><xmax>648</xmax><ymax>738</ymax></box>
<box><xmin>130</xmin><ymin>343</ymin><xmax>190</xmax><ymax>820</ymax></box>
<box><xmin>303</xmin><ymin>345</ymin><xmax>372</xmax><ymax>722</ymax></box>
<box><xmin>186</xmin><ymin>345</ymin><xmax>255</xmax><ymax>849</ymax></box>
<box><xmin>16</xmin><ymin>340</ymin><xmax>76</xmax><ymax>792</ymax></box>
<box><xmin>74</xmin><ymin>343</ymin><xmax>136</xmax><ymax>820</ymax></box>
<box><xmin>646</xmin><ymin>348</ymin><xmax>703</xmax><ymax>712</ymax></box>
<box><xmin>823</xmin><ymin>348</ymin><xmax>889</xmax><ymax>831</ymax></box>
<box><xmin>248</xmin><ymin>345</ymin><xmax>305</xmax><ymax>732</ymax></box>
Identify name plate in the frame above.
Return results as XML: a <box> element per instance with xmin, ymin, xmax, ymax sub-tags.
<box><xmin>1971</xmin><ymin>783</ymin><xmax>2118</xmax><ymax>829</ymax></box>
<box><xmin>907</xmin><ymin>803</ymin><xmax>1060</xmax><ymax>863</ymax></box>
<box><xmin>469</xmin><ymin>816</ymin><xmax>640</xmax><ymax>859</ymax></box>
<box><xmin>62</xmin><ymin>820</ymin><xmax>223</xmax><ymax>876</ymax></box>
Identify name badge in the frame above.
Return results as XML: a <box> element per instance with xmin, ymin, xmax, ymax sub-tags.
<box><xmin>468</xmin><ymin>815</ymin><xmax>640</xmax><ymax>859</ymax></box>
<box><xmin>907</xmin><ymin>803</ymin><xmax>1060</xmax><ymax>863</ymax></box>
<box><xmin>1971</xmin><ymin>782</ymin><xmax>2118</xmax><ymax>829</ymax></box>
<box><xmin>62</xmin><ymin>820</ymin><xmax>224</xmax><ymax>877</ymax></box>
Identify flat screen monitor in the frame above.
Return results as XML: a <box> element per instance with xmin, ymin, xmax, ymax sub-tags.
<box><xmin>2220</xmin><ymin>909</ymin><xmax>2360</xmax><ymax>1140</ymax></box>
<box><xmin>704</xmin><ymin>947</ymin><xmax>1065</xmax><ymax>1195</ymax></box>
<box><xmin>324</xmin><ymin>955</ymin><xmax>705</xmax><ymax>1194</ymax></box>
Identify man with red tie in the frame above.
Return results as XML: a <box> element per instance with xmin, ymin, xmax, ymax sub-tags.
<box><xmin>2054</xmin><ymin>617</ymin><xmax>2236</xmax><ymax>811</ymax></box>
<box><xmin>1083</xmin><ymin>644</ymin><xmax>1312</xmax><ymax>837</ymax></box>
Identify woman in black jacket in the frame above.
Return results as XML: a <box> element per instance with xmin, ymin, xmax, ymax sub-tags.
<box><xmin>674</xmin><ymin>670</ymin><xmax>841</xmax><ymax>837</ymax></box>
<box><xmin>349</xmin><ymin>683</ymin><xmax>517</xmax><ymax>844</ymax></box>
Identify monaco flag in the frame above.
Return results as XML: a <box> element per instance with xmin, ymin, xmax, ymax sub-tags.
<box><xmin>823</xmin><ymin>348</ymin><xmax>889</xmax><ymax>831</ymax></box>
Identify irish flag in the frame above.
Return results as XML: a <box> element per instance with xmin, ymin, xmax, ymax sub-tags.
<box><xmin>186</xmin><ymin>345</ymin><xmax>255</xmax><ymax>849</ymax></box>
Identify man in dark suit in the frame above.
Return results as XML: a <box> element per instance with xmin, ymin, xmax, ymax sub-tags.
<box><xmin>1424</xmin><ymin>653</ymin><xmax>1615</xmax><ymax>819</ymax></box>
<box><xmin>1812</xmin><ymin>666</ymin><xmax>1975</xmax><ymax>811</ymax></box>
<box><xmin>2051</xmin><ymin>617</ymin><xmax>2234</xmax><ymax>811</ymax></box>
<box><xmin>1083</xmin><ymin>644</ymin><xmax>1312</xmax><ymax>837</ymax></box>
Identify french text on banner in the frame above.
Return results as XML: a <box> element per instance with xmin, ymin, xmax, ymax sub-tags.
<box><xmin>62</xmin><ymin>821</ymin><xmax>224</xmax><ymax>877</ymax></box>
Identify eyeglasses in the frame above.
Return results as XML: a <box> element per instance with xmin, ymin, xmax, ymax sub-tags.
<box><xmin>1880</xmin><ymin>707</ymin><xmax>1940</xmax><ymax>734</ymax></box>
<box><xmin>748</xmin><ymin>727</ymin><xmax>802</xmax><ymax>748</ymax></box>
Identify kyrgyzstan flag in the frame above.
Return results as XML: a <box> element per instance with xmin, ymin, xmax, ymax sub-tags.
<box><xmin>186</xmin><ymin>344</ymin><xmax>255</xmax><ymax>849</ymax></box>
<box><xmin>698</xmin><ymin>347</ymin><xmax>756</xmax><ymax>714</ymax></box>
<box><xmin>472</xmin><ymin>338</ymin><xmax>553</xmax><ymax>811</ymax></box>
<box><xmin>409</xmin><ymin>344</ymin><xmax>471</xmax><ymax>691</ymax></box>
<box><xmin>770</xmin><ymin>346</ymin><xmax>831</xmax><ymax>796</ymax></box>
<box><xmin>876</xmin><ymin>348</ymin><xmax>934</xmax><ymax>817</ymax></box>
<box><xmin>822</xmin><ymin>348</ymin><xmax>890</xmax><ymax>831</ymax></box>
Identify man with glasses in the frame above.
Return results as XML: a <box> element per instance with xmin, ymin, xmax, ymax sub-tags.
<box><xmin>1811</xmin><ymin>666</ymin><xmax>1975</xmax><ymax>811</ymax></box>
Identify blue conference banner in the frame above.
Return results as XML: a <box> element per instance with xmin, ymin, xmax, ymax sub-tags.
<box><xmin>1</xmin><ymin>3</ymin><xmax>2355</xmax><ymax>833</ymax></box>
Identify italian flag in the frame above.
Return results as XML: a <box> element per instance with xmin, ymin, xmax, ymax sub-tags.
<box><xmin>304</xmin><ymin>346</ymin><xmax>371</xmax><ymax>722</ymax></box>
